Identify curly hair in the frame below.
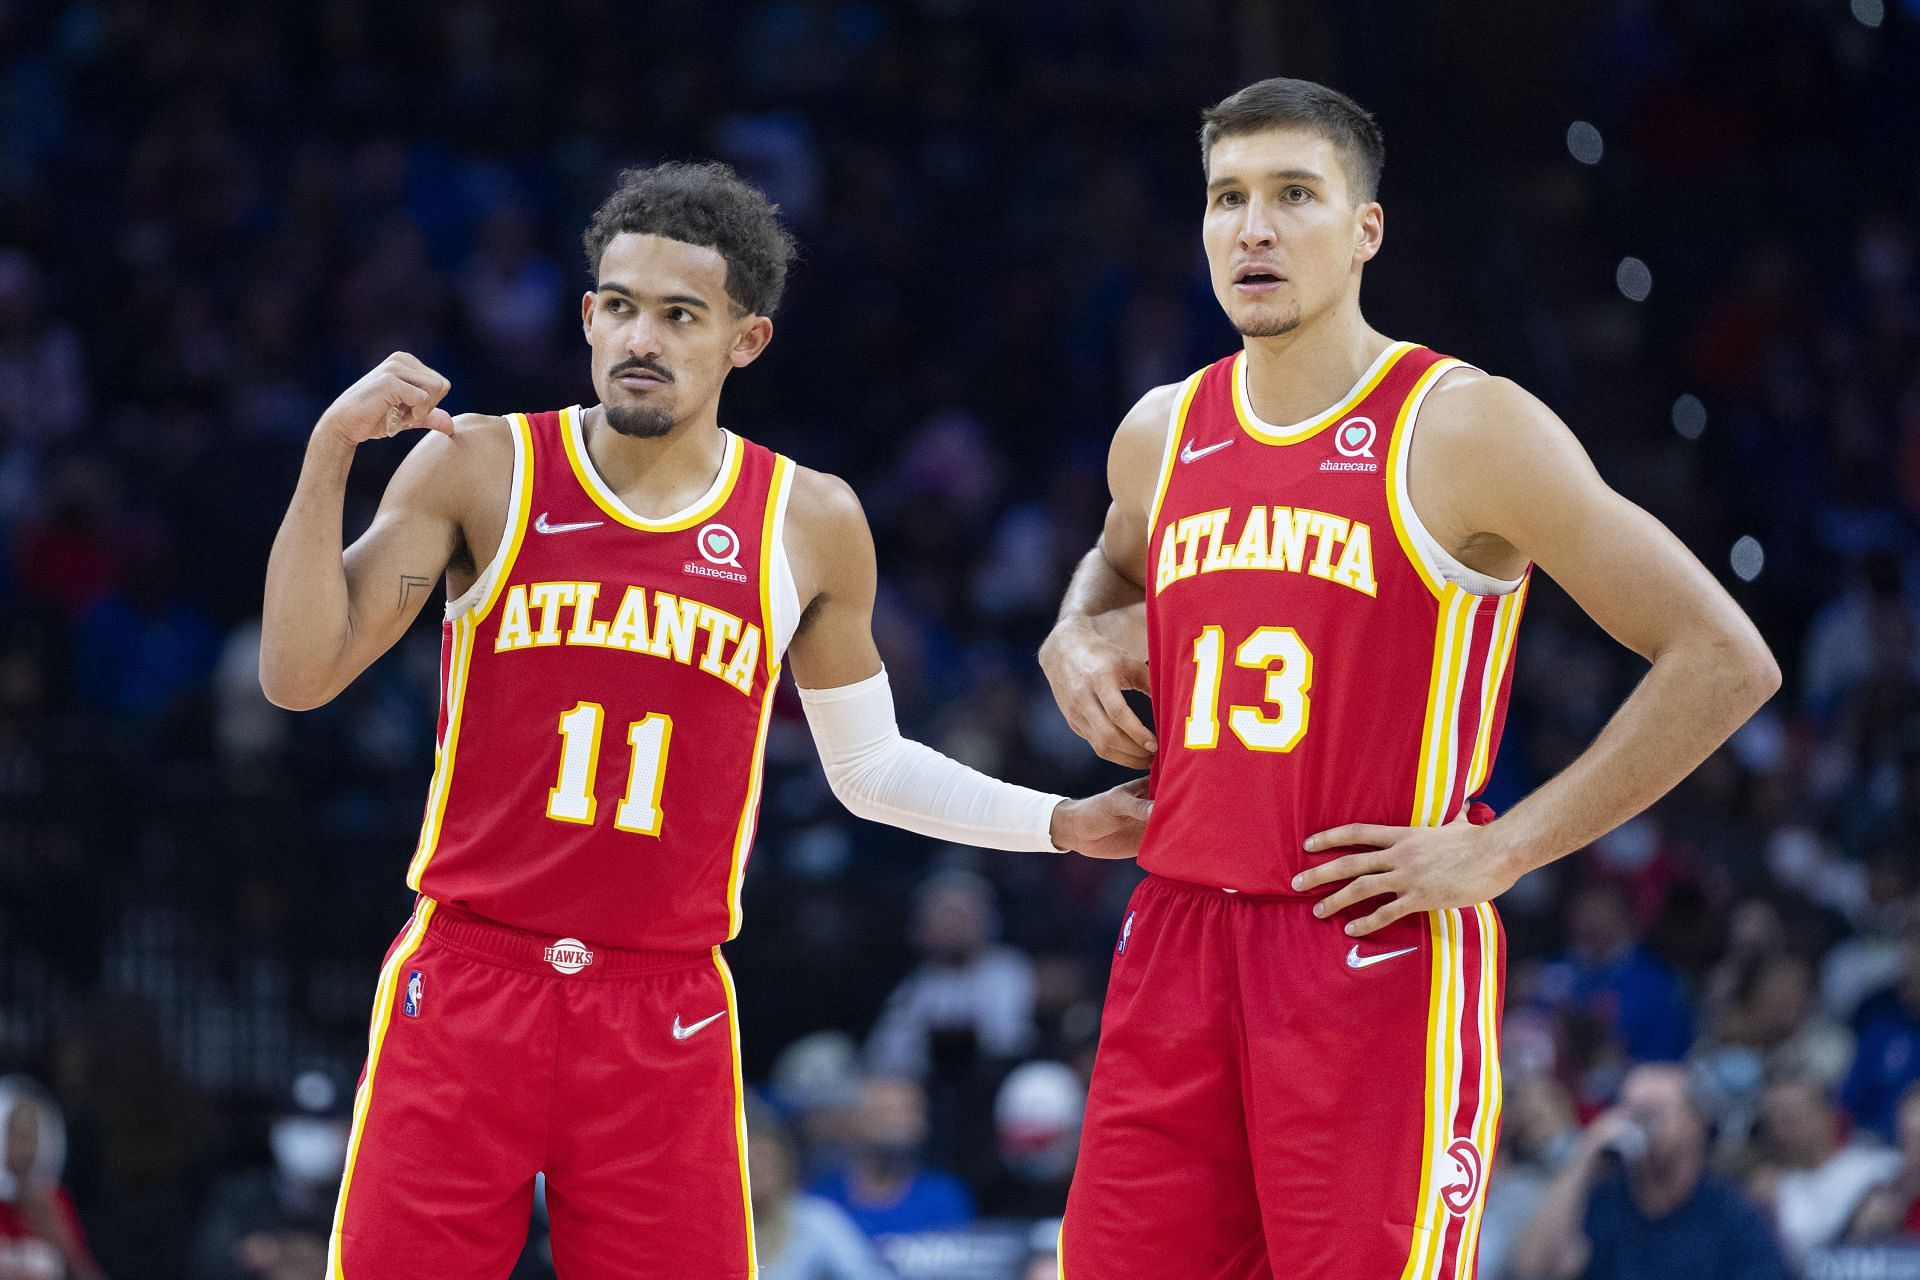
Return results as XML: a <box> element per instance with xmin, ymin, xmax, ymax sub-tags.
<box><xmin>581</xmin><ymin>161</ymin><xmax>798</xmax><ymax>316</ymax></box>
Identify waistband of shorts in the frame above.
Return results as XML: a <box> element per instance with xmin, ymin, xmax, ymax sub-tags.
<box><xmin>417</xmin><ymin>899</ymin><xmax>715</xmax><ymax>978</ymax></box>
<box><xmin>1142</xmin><ymin>871</ymin><xmax>1304</xmax><ymax>903</ymax></box>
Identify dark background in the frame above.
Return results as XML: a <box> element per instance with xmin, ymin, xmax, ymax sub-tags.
<box><xmin>1</xmin><ymin>0</ymin><xmax>1918</xmax><ymax>1275</ymax></box>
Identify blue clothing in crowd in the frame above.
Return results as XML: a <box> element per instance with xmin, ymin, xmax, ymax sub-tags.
<box><xmin>807</xmin><ymin>1167</ymin><xmax>975</xmax><ymax>1240</ymax></box>
<box><xmin>1582</xmin><ymin>1171</ymin><xmax>1790</xmax><ymax>1280</ymax></box>
<box><xmin>1843</xmin><ymin>987</ymin><xmax>1920</xmax><ymax>1140</ymax></box>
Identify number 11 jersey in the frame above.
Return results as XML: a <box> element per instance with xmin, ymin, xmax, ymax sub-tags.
<box><xmin>1140</xmin><ymin>343</ymin><xmax>1530</xmax><ymax>895</ymax></box>
<box><xmin>404</xmin><ymin>407</ymin><xmax>795</xmax><ymax>950</ymax></box>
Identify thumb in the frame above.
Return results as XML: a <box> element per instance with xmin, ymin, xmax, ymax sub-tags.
<box><xmin>426</xmin><ymin>407</ymin><xmax>455</xmax><ymax>435</ymax></box>
<box><xmin>1121</xmin><ymin>656</ymin><xmax>1151</xmax><ymax>691</ymax></box>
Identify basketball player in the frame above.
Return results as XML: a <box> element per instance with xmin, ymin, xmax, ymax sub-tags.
<box><xmin>260</xmin><ymin>162</ymin><xmax>1148</xmax><ymax>1280</ymax></box>
<box><xmin>1038</xmin><ymin>79</ymin><xmax>1779</xmax><ymax>1278</ymax></box>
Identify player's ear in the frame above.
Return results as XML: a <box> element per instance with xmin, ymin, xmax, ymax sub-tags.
<box><xmin>729</xmin><ymin>314</ymin><xmax>774</xmax><ymax>369</ymax></box>
<box><xmin>581</xmin><ymin>291</ymin><xmax>597</xmax><ymax>341</ymax></box>
<box><xmin>1354</xmin><ymin>201</ymin><xmax>1384</xmax><ymax>267</ymax></box>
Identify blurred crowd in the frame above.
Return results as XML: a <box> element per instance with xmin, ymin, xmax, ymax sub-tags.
<box><xmin>1</xmin><ymin>0</ymin><xmax>1919</xmax><ymax>1276</ymax></box>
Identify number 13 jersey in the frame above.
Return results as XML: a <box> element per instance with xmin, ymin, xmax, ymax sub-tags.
<box><xmin>404</xmin><ymin>407</ymin><xmax>796</xmax><ymax>950</ymax></box>
<box><xmin>1141</xmin><ymin>343</ymin><xmax>1530</xmax><ymax>895</ymax></box>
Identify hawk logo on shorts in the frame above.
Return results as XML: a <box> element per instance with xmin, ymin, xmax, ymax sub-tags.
<box><xmin>1116</xmin><ymin>910</ymin><xmax>1136</xmax><ymax>955</ymax></box>
<box><xmin>543</xmin><ymin>938</ymin><xmax>594</xmax><ymax>974</ymax></box>
<box><xmin>1439</xmin><ymin>1137</ymin><xmax>1484</xmax><ymax>1216</ymax></box>
<box><xmin>403</xmin><ymin>970</ymin><xmax>423</xmax><ymax>1018</ymax></box>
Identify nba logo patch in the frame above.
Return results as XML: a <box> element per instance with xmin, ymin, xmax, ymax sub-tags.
<box><xmin>1116</xmin><ymin>910</ymin><xmax>1136</xmax><ymax>955</ymax></box>
<box><xmin>403</xmin><ymin>970</ymin><xmax>423</xmax><ymax>1018</ymax></box>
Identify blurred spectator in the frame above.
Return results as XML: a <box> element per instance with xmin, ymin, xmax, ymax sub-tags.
<box><xmin>0</xmin><ymin>1076</ymin><xmax>104</xmax><ymax>1280</ymax></box>
<box><xmin>1750</xmin><ymin>1074</ymin><xmax>1899</xmax><ymax>1262</ymax></box>
<box><xmin>977</xmin><ymin>1062</ymin><xmax>1083</xmax><ymax>1219</ymax></box>
<box><xmin>1537</xmin><ymin>879</ymin><xmax>1693</xmax><ymax>1063</ymax></box>
<box><xmin>770</xmin><ymin>1033</ymin><xmax>867</xmax><ymax>1183</ymax></box>
<box><xmin>192</xmin><ymin>1070</ymin><xmax>347</xmax><ymax>1280</ymax></box>
<box><xmin>0</xmin><ymin>251</ymin><xmax>88</xmax><ymax>451</ymax></box>
<box><xmin>1507</xmin><ymin>1062</ymin><xmax>1788</xmax><ymax>1280</ymax></box>
<box><xmin>749</xmin><ymin>1113</ymin><xmax>892</xmax><ymax>1280</ymax></box>
<box><xmin>865</xmin><ymin>870</ymin><xmax>1035</xmax><ymax>1082</ymax></box>
<box><xmin>70</xmin><ymin>530</ymin><xmax>218</xmax><ymax>725</ymax></box>
<box><xmin>809</xmin><ymin>1079</ymin><xmax>974</xmax><ymax>1241</ymax></box>
<box><xmin>1843</xmin><ymin>932</ymin><xmax>1920</xmax><ymax>1140</ymax></box>
<box><xmin>1692</xmin><ymin>949</ymin><xmax>1852</xmax><ymax>1137</ymax></box>
<box><xmin>1476</xmin><ymin>1074</ymin><xmax>1580</xmax><ymax>1280</ymax></box>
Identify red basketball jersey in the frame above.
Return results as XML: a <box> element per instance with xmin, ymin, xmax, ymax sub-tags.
<box><xmin>404</xmin><ymin>408</ymin><xmax>792</xmax><ymax>950</ymax></box>
<box><xmin>1140</xmin><ymin>343</ymin><xmax>1530</xmax><ymax>894</ymax></box>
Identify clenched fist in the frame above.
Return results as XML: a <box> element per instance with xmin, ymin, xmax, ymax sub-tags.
<box><xmin>316</xmin><ymin>352</ymin><xmax>455</xmax><ymax>445</ymax></box>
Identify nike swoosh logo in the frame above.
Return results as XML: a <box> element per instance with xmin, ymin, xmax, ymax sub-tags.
<box><xmin>1346</xmin><ymin>943</ymin><xmax>1419</xmax><ymax>970</ymax></box>
<box><xmin>534</xmin><ymin>513</ymin><xmax>604</xmax><ymax>535</ymax></box>
<box><xmin>672</xmin><ymin>1010</ymin><xmax>727</xmax><ymax>1041</ymax></box>
<box><xmin>1180</xmin><ymin>438</ymin><xmax>1234</xmax><ymax>464</ymax></box>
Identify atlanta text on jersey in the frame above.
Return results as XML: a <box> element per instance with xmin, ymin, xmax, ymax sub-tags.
<box><xmin>1154</xmin><ymin>504</ymin><xmax>1377</xmax><ymax>598</ymax></box>
<box><xmin>492</xmin><ymin>580</ymin><xmax>765</xmax><ymax>696</ymax></box>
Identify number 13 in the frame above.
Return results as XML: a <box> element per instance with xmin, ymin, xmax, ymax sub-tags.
<box><xmin>1184</xmin><ymin>626</ymin><xmax>1312</xmax><ymax>752</ymax></box>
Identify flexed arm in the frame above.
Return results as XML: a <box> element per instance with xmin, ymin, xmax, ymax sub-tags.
<box><xmin>260</xmin><ymin>353</ymin><xmax>475</xmax><ymax>709</ymax></box>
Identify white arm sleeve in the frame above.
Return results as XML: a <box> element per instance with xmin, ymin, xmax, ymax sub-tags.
<box><xmin>799</xmin><ymin>668</ymin><xmax>1064</xmax><ymax>851</ymax></box>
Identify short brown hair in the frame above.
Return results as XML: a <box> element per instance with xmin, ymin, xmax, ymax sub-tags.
<box><xmin>1200</xmin><ymin>78</ymin><xmax>1385</xmax><ymax>203</ymax></box>
<box><xmin>582</xmin><ymin>161</ymin><xmax>798</xmax><ymax>317</ymax></box>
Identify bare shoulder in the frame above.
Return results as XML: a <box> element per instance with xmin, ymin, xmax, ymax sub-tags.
<box><xmin>782</xmin><ymin>463</ymin><xmax>876</xmax><ymax>610</ymax></box>
<box><xmin>1109</xmin><ymin>380</ymin><xmax>1186</xmax><ymax>509</ymax></box>
<box><xmin>1114</xmin><ymin>381</ymin><xmax>1184</xmax><ymax>458</ymax></box>
<box><xmin>785</xmin><ymin>463</ymin><xmax>870</xmax><ymax>538</ymax></box>
<box><xmin>1419</xmin><ymin>369</ymin><xmax>1573</xmax><ymax>457</ymax></box>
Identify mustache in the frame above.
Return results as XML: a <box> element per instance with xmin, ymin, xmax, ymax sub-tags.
<box><xmin>609</xmin><ymin>357</ymin><xmax>673</xmax><ymax>383</ymax></box>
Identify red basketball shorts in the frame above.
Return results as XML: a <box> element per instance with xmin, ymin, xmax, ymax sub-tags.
<box><xmin>1062</xmin><ymin>874</ymin><xmax>1505</xmax><ymax>1280</ymax></box>
<box><xmin>328</xmin><ymin>899</ymin><xmax>754</xmax><ymax>1279</ymax></box>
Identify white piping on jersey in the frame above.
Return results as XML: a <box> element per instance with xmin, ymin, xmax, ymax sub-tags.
<box><xmin>1233</xmin><ymin>340</ymin><xmax>1410</xmax><ymax>436</ymax></box>
<box><xmin>446</xmin><ymin>415</ymin><xmax>530</xmax><ymax>621</ymax></box>
<box><xmin>768</xmin><ymin>464</ymin><xmax>800</xmax><ymax>660</ymax></box>
<box><xmin>1390</xmin><ymin>365</ymin><xmax>1525</xmax><ymax>598</ymax></box>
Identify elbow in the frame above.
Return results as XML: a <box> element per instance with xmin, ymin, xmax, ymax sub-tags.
<box><xmin>1728</xmin><ymin>630</ymin><xmax>1782</xmax><ymax>714</ymax></box>
<box><xmin>257</xmin><ymin>658</ymin><xmax>334</xmax><ymax>712</ymax></box>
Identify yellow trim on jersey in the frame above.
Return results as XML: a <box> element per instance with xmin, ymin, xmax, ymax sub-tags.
<box><xmin>724</xmin><ymin>684</ymin><xmax>778</xmax><ymax>939</ymax></box>
<box><xmin>1144</xmin><ymin>370</ymin><xmax>1206</xmax><ymax>561</ymax></box>
<box><xmin>1383</xmin><ymin>359</ymin><xmax>1470</xmax><ymax>602</ymax></box>
<box><xmin>760</xmin><ymin>455</ymin><xmax>793</xmax><ymax>683</ymax></box>
<box><xmin>328</xmin><ymin>899</ymin><xmax>437</xmax><ymax>1279</ymax></box>
<box><xmin>404</xmin><ymin>413</ymin><xmax>533</xmax><ymax>889</ymax></box>
<box><xmin>405</xmin><ymin>615</ymin><xmax>477</xmax><ymax>890</ymax></box>
<box><xmin>562</xmin><ymin>405</ymin><xmax>744</xmax><ymax>532</ymax></box>
<box><xmin>1464</xmin><ymin>580</ymin><xmax>1529</xmax><ymax>798</ymax></box>
<box><xmin>1454</xmin><ymin>902</ymin><xmax>1504</xmax><ymax>1278</ymax></box>
<box><xmin>713</xmin><ymin>949</ymin><xmax>759</xmax><ymax>1276</ymax></box>
<box><xmin>476</xmin><ymin>413</ymin><xmax>536</xmax><ymax>621</ymax></box>
<box><xmin>1411</xmin><ymin>588</ymin><xmax>1479</xmax><ymax>828</ymax></box>
<box><xmin>1398</xmin><ymin>907</ymin><xmax>1463</xmax><ymax>1280</ymax></box>
<box><xmin>1232</xmin><ymin>341</ymin><xmax>1416</xmax><ymax>445</ymax></box>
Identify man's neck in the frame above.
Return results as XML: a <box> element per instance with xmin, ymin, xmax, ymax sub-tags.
<box><xmin>1631</xmin><ymin>1156</ymin><xmax>1703</xmax><ymax>1219</ymax></box>
<box><xmin>1238</xmin><ymin>306</ymin><xmax>1390</xmax><ymax>428</ymax></box>
<box><xmin>582</xmin><ymin>404</ymin><xmax>728</xmax><ymax>519</ymax></box>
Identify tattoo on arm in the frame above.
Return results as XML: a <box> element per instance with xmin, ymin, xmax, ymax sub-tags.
<box><xmin>398</xmin><ymin>574</ymin><xmax>432</xmax><ymax>609</ymax></box>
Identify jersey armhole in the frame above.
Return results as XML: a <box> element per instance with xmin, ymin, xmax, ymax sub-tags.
<box><xmin>1389</xmin><ymin>365</ymin><xmax>1527</xmax><ymax>599</ymax></box>
<box><xmin>769</xmin><ymin>462</ymin><xmax>801</xmax><ymax>660</ymax></box>
<box><xmin>446</xmin><ymin>414</ymin><xmax>532</xmax><ymax>620</ymax></box>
